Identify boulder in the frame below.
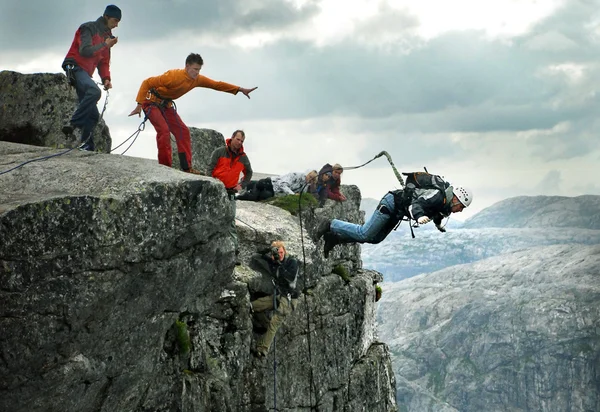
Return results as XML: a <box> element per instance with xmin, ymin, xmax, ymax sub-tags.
<box><xmin>0</xmin><ymin>71</ymin><xmax>112</xmax><ymax>152</ymax></box>
<box><xmin>170</xmin><ymin>127</ymin><xmax>225</xmax><ymax>173</ymax></box>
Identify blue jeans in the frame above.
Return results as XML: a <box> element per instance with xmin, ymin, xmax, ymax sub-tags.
<box><xmin>330</xmin><ymin>192</ymin><xmax>398</xmax><ymax>244</ymax></box>
<box><xmin>70</xmin><ymin>67</ymin><xmax>101</xmax><ymax>150</ymax></box>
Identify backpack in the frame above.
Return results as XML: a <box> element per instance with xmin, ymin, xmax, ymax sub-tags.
<box><xmin>391</xmin><ymin>171</ymin><xmax>451</xmax><ymax>218</ymax></box>
<box><xmin>403</xmin><ymin>172</ymin><xmax>450</xmax><ymax>202</ymax></box>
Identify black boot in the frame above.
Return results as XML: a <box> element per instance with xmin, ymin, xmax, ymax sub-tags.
<box><xmin>314</xmin><ymin>218</ymin><xmax>331</xmax><ymax>241</ymax></box>
<box><xmin>323</xmin><ymin>232</ymin><xmax>340</xmax><ymax>258</ymax></box>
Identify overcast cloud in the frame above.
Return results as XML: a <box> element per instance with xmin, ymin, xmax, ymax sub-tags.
<box><xmin>1</xmin><ymin>0</ymin><xmax>599</xmax><ymax>219</ymax></box>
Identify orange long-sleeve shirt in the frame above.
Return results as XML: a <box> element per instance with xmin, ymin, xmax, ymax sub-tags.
<box><xmin>135</xmin><ymin>69</ymin><xmax>240</xmax><ymax>104</ymax></box>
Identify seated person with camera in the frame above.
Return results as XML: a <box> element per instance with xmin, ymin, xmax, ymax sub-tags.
<box><xmin>250</xmin><ymin>240</ymin><xmax>300</xmax><ymax>358</ymax></box>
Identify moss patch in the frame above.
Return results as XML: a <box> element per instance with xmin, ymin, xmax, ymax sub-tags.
<box><xmin>265</xmin><ymin>194</ymin><xmax>318</xmax><ymax>215</ymax></box>
<box><xmin>332</xmin><ymin>265</ymin><xmax>351</xmax><ymax>283</ymax></box>
<box><xmin>375</xmin><ymin>285</ymin><xmax>382</xmax><ymax>302</ymax></box>
<box><xmin>175</xmin><ymin>320</ymin><xmax>191</xmax><ymax>355</ymax></box>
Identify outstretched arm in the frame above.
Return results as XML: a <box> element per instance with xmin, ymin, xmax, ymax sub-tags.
<box><xmin>239</xmin><ymin>87</ymin><xmax>258</xmax><ymax>99</ymax></box>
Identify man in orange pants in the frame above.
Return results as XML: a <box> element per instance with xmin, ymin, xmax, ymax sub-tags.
<box><xmin>129</xmin><ymin>53</ymin><xmax>257</xmax><ymax>173</ymax></box>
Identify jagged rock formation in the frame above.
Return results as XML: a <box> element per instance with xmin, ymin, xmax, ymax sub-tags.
<box><xmin>463</xmin><ymin>195</ymin><xmax>600</xmax><ymax>229</ymax></box>
<box><xmin>0</xmin><ymin>71</ymin><xmax>112</xmax><ymax>152</ymax></box>
<box><xmin>0</xmin><ymin>140</ymin><xmax>397</xmax><ymax>412</ymax></box>
<box><xmin>377</xmin><ymin>244</ymin><xmax>600</xmax><ymax>412</ymax></box>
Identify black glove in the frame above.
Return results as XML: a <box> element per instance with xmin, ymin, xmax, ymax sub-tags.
<box><xmin>435</xmin><ymin>223</ymin><xmax>446</xmax><ymax>233</ymax></box>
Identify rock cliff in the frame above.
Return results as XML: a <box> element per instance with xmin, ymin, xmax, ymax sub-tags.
<box><xmin>0</xmin><ymin>71</ymin><xmax>112</xmax><ymax>152</ymax></box>
<box><xmin>378</xmin><ymin>244</ymin><xmax>600</xmax><ymax>412</ymax></box>
<box><xmin>0</xmin><ymin>135</ymin><xmax>397</xmax><ymax>411</ymax></box>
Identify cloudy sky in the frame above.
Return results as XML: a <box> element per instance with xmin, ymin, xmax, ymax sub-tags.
<box><xmin>2</xmin><ymin>0</ymin><xmax>599</xmax><ymax>219</ymax></box>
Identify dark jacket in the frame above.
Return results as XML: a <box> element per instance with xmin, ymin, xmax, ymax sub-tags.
<box><xmin>392</xmin><ymin>187</ymin><xmax>454</xmax><ymax>226</ymax></box>
<box><xmin>316</xmin><ymin>163</ymin><xmax>343</xmax><ymax>205</ymax></box>
<box><xmin>251</xmin><ymin>251</ymin><xmax>300</xmax><ymax>298</ymax></box>
<box><xmin>63</xmin><ymin>17</ymin><xmax>113</xmax><ymax>81</ymax></box>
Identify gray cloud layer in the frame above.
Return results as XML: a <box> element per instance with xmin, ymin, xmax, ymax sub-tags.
<box><xmin>2</xmin><ymin>0</ymin><xmax>599</xmax><ymax>203</ymax></box>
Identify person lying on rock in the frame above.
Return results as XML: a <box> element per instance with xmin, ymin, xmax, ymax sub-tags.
<box><xmin>315</xmin><ymin>163</ymin><xmax>347</xmax><ymax>207</ymax></box>
<box><xmin>236</xmin><ymin>170</ymin><xmax>318</xmax><ymax>201</ymax></box>
<box><xmin>250</xmin><ymin>241</ymin><xmax>300</xmax><ymax>358</ymax></box>
<box><xmin>315</xmin><ymin>182</ymin><xmax>473</xmax><ymax>258</ymax></box>
<box><xmin>128</xmin><ymin>53</ymin><xmax>257</xmax><ymax>174</ymax></box>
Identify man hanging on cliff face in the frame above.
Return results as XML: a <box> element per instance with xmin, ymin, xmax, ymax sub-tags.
<box><xmin>62</xmin><ymin>4</ymin><xmax>121</xmax><ymax>152</ymax></box>
<box><xmin>250</xmin><ymin>241</ymin><xmax>300</xmax><ymax>358</ymax></box>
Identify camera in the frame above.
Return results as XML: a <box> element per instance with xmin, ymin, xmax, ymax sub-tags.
<box><xmin>270</xmin><ymin>246</ymin><xmax>280</xmax><ymax>260</ymax></box>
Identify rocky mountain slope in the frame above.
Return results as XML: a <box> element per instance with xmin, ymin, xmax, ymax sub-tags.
<box><xmin>363</xmin><ymin>226</ymin><xmax>600</xmax><ymax>281</ymax></box>
<box><xmin>377</xmin><ymin>244</ymin><xmax>600</xmax><ymax>412</ymax></box>
<box><xmin>0</xmin><ymin>69</ymin><xmax>398</xmax><ymax>412</ymax></box>
<box><xmin>0</xmin><ymin>139</ymin><xmax>397</xmax><ymax>412</ymax></box>
<box><xmin>463</xmin><ymin>195</ymin><xmax>600</xmax><ymax>230</ymax></box>
<box><xmin>363</xmin><ymin>194</ymin><xmax>600</xmax><ymax>281</ymax></box>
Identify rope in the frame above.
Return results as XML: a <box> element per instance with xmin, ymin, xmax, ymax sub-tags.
<box><xmin>297</xmin><ymin>190</ymin><xmax>318</xmax><ymax>411</ymax></box>
<box><xmin>109</xmin><ymin>105</ymin><xmax>151</xmax><ymax>155</ymax></box>
<box><xmin>343</xmin><ymin>150</ymin><xmax>404</xmax><ymax>187</ymax></box>
<box><xmin>268</xmin><ymin>283</ymin><xmax>280</xmax><ymax>412</ymax></box>
<box><xmin>293</xmin><ymin>150</ymin><xmax>405</xmax><ymax>410</ymax></box>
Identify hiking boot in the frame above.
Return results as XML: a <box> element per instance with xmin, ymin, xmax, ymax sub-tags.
<box><xmin>314</xmin><ymin>218</ymin><xmax>331</xmax><ymax>241</ymax></box>
<box><xmin>78</xmin><ymin>143</ymin><xmax>94</xmax><ymax>152</ymax></box>
<box><xmin>63</xmin><ymin>123</ymin><xmax>84</xmax><ymax>143</ymax></box>
<box><xmin>323</xmin><ymin>232</ymin><xmax>340</xmax><ymax>259</ymax></box>
<box><xmin>184</xmin><ymin>167</ymin><xmax>203</xmax><ymax>175</ymax></box>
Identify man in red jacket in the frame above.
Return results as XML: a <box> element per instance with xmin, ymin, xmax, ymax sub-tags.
<box><xmin>208</xmin><ymin>130</ymin><xmax>253</xmax><ymax>262</ymax></box>
<box><xmin>62</xmin><ymin>5</ymin><xmax>121</xmax><ymax>151</ymax></box>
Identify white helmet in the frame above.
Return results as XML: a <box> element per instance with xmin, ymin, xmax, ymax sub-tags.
<box><xmin>454</xmin><ymin>186</ymin><xmax>473</xmax><ymax>207</ymax></box>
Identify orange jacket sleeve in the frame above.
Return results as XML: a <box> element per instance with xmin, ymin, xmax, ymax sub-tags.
<box><xmin>194</xmin><ymin>75</ymin><xmax>240</xmax><ymax>94</ymax></box>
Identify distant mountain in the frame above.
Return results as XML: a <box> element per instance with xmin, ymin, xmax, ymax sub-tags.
<box><xmin>377</xmin><ymin>244</ymin><xmax>600</xmax><ymax>412</ymax></box>
<box><xmin>464</xmin><ymin>195</ymin><xmax>600</xmax><ymax>229</ymax></box>
<box><xmin>362</xmin><ymin>227</ymin><xmax>600</xmax><ymax>282</ymax></box>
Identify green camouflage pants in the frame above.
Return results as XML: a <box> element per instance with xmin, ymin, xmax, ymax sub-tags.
<box><xmin>252</xmin><ymin>295</ymin><xmax>297</xmax><ymax>355</ymax></box>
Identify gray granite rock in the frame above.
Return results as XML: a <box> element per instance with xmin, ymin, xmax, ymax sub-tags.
<box><xmin>0</xmin><ymin>140</ymin><xmax>396</xmax><ymax>412</ymax></box>
<box><xmin>170</xmin><ymin>127</ymin><xmax>225</xmax><ymax>172</ymax></box>
<box><xmin>378</xmin><ymin>244</ymin><xmax>600</xmax><ymax>412</ymax></box>
<box><xmin>0</xmin><ymin>71</ymin><xmax>112</xmax><ymax>152</ymax></box>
